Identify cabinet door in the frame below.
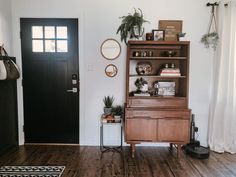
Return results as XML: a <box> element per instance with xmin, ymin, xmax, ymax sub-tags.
<box><xmin>158</xmin><ymin>119</ymin><xmax>189</xmax><ymax>142</ymax></box>
<box><xmin>126</xmin><ymin>118</ymin><xmax>157</xmax><ymax>141</ymax></box>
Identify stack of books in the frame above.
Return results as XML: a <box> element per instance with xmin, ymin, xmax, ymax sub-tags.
<box><xmin>160</xmin><ymin>68</ymin><xmax>181</xmax><ymax>76</ymax></box>
<box><xmin>157</xmin><ymin>82</ymin><xmax>175</xmax><ymax>96</ymax></box>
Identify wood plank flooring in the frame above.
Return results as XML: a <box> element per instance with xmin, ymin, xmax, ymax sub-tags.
<box><xmin>0</xmin><ymin>145</ymin><xmax>236</xmax><ymax>177</ymax></box>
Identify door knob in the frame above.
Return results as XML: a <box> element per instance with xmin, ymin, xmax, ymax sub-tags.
<box><xmin>66</xmin><ymin>88</ymin><xmax>77</xmax><ymax>93</ymax></box>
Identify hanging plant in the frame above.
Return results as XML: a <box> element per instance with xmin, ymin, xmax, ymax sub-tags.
<box><xmin>201</xmin><ymin>32</ymin><xmax>219</xmax><ymax>49</ymax></box>
<box><xmin>201</xmin><ymin>3</ymin><xmax>219</xmax><ymax>50</ymax></box>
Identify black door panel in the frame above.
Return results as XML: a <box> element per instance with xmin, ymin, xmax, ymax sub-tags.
<box><xmin>20</xmin><ymin>18</ymin><xmax>79</xmax><ymax>143</ymax></box>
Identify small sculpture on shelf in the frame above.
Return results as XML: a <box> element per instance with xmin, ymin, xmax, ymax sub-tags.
<box><xmin>162</xmin><ymin>50</ymin><xmax>177</xmax><ymax>57</ymax></box>
<box><xmin>136</xmin><ymin>62</ymin><xmax>152</xmax><ymax>75</ymax></box>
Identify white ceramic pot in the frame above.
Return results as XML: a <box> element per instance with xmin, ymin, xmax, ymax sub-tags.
<box><xmin>140</xmin><ymin>83</ymin><xmax>148</xmax><ymax>92</ymax></box>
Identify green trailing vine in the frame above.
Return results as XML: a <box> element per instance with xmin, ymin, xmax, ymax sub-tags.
<box><xmin>201</xmin><ymin>32</ymin><xmax>219</xmax><ymax>49</ymax></box>
<box><xmin>116</xmin><ymin>8</ymin><xmax>149</xmax><ymax>44</ymax></box>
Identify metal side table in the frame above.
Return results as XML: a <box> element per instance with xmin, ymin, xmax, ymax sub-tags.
<box><xmin>100</xmin><ymin>117</ymin><xmax>123</xmax><ymax>153</ymax></box>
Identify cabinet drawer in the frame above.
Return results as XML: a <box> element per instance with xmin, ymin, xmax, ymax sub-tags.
<box><xmin>127</xmin><ymin>97</ymin><xmax>187</xmax><ymax>108</ymax></box>
<box><xmin>157</xmin><ymin>119</ymin><xmax>189</xmax><ymax>142</ymax></box>
<box><xmin>126</xmin><ymin>109</ymin><xmax>191</xmax><ymax>119</ymax></box>
<box><xmin>126</xmin><ymin>118</ymin><xmax>157</xmax><ymax>141</ymax></box>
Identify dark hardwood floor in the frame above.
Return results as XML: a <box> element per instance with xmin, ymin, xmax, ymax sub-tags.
<box><xmin>0</xmin><ymin>145</ymin><xmax>236</xmax><ymax>177</ymax></box>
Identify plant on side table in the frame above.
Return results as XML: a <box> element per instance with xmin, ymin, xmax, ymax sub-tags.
<box><xmin>112</xmin><ymin>105</ymin><xmax>124</xmax><ymax>119</ymax></box>
<box><xmin>103</xmin><ymin>96</ymin><xmax>114</xmax><ymax>115</ymax></box>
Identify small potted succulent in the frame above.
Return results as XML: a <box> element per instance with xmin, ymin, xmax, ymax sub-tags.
<box><xmin>112</xmin><ymin>105</ymin><xmax>124</xmax><ymax>119</ymax></box>
<box><xmin>103</xmin><ymin>96</ymin><xmax>114</xmax><ymax>115</ymax></box>
<box><xmin>177</xmin><ymin>32</ymin><xmax>186</xmax><ymax>41</ymax></box>
<box><xmin>116</xmin><ymin>8</ymin><xmax>149</xmax><ymax>44</ymax></box>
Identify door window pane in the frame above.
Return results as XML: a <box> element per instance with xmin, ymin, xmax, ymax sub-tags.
<box><xmin>32</xmin><ymin>26</ymin><xmax>43</xmax><ymax>38</ymax></box>
<box><xmin>45</xmin><ymin>26</ymin><xmax>55</xmax><ymax>39</ymax></box>
<box><xmin>45</xmin><ymin>40</ymin><xmax>55</xmax><ymax>52</ymax></box>
<box><xmin>57</xmin><ymin>40</ymin><xmax>68</xmax><ymax>52</ymax></box>
<box><xmin>32</xmin><ymin>40</ymin><xmax>43</xmax><ymax>52</ymax></box>
<box><xmin>56</xmin><ymin>27</ymin><xmax>67</xmax><ymax>39</ymax></box>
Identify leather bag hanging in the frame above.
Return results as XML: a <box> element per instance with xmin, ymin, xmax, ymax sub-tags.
<box><xmin>0</xmin><ymin>60</ymin><xmax>7</xmax><ymax>80</ymax></box>
<box><xmin>0</xmin><ymin>46</ymin><xmax>20</xmax><ymax>80</ymax></box>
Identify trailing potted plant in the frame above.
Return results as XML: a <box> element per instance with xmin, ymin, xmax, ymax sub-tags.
<box><xmin>112</xmin><ymin>105</ymin><xmax>124</xmax><ymax>119</ymax></box>
<box><xmin>201</xmin><ymin>32</ymin><xmax>219</xmax><ymax>49</ymax></box>
<box><xmin>116</xmin><ymin>8</ymin><xmax>149</xmax><ymax>44</ymax></box>
<box><xmin>103</xmin><ymin>96</ymin><xmax>114</xmax><ymax>115</ymax></box>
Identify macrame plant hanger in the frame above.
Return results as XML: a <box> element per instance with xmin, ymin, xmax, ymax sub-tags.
<box><xmin>207</xmin><ymin>2</ymin><xmax>218</xmax><ymax>34</ymax></box>
<box><xmin>201</xmin><ymin>2</ymin><xmax>219</xmax><ymax>49</ymax></box>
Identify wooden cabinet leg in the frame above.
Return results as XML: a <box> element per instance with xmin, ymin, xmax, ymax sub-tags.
<box><xmin>169</xmin><ymin>143</ymin><xmax>173</xmax><ymax>151</ymax></box>
<box><xmin>177</xmin><ymin>144</ymin><xmax>181</xmax><ymax>158</ymax></box>
<box><xmin>131</xmin><ymin>144</ymin><xmax>135</xmax><ymax>158</ymax></box>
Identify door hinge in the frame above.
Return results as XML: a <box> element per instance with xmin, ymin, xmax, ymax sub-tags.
<box><xmin>20</xmin><ymin>31</ymin><xmax>22</xmax><ymax>39</ymax></box>
<box><xmin>23</xmin><ymin>125</ymin><xmax>24</xmax><ymax>132</ymax></box>
<box><xmin>21</xmin><ymin>79</ymin><xmax>23</xmax><ymax>86</ymax></box>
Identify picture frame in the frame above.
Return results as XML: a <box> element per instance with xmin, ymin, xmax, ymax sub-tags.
<box><xmin>159</xmin><ymin>20</ymin><xmax>182</xmax><ymax>41</ymax></box>
<box><xmin>152</xmin><ymin>30</ymin><xmax>165</xmax><ymax>41</ymax></box>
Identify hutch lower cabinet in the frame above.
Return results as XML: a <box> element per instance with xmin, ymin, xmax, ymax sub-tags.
<box><xmin>124</xmin><ymin>41</ymin><xmax>191</xmax><ymax>157</ymax></box>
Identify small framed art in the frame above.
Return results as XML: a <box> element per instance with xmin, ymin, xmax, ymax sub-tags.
<box><xmin>152</xmin><ymin>30</ymin><xmax>165</xmax><ymax>41</ymax></box>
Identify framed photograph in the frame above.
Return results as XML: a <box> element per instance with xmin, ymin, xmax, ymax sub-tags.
<box><xmin>152</xmin><ymin>30</ymin><xmax>165</xmax><ymax>41</ymax></box>
<box><xmin>159</xmin><ymin>20</ymin><xmax>182</xmax><ymax>41</ymax></box>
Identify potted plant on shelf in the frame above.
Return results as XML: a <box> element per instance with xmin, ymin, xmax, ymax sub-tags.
<box><xmin>103</xmin><ymin>96</ymin><xmax>114</xmax><ymax>115</ymax></box>
<box><xmin>116</xmin><ymin>8</ymin><xmax>149</xmax><ymax>44</ymax></box>
<box><xmin>135</xmin><ymin>77</ymin><xmax>148</xmax><ymax>93</ymax></box>
<box><xmin>112</xmin><ymin>105</ymin><xmax>124</xmax><ymax>119</ymax></box>
<box><xmin>177</xmin><ymin>32</ymin><xmax>186</xmax><ymax>41</ymax></box>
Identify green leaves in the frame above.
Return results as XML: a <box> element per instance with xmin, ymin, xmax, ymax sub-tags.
<box><xmin>103</xmin><ymin>96</ymin><xmax>114</xmax><ymax>108</ymax></box>
<box><xmin>116</xmin><ymin>8</ymin><xmax>149</xmax><ymax>44</ymax></box>
<box><xmin>201</xmin><ymin>32</ymin><xmax>219</xmax><ymax>50</ymax></box>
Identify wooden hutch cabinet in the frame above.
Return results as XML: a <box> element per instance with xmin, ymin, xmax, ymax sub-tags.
<box><xmin>124</xmin><ymin>41</ymin><xmax>191</xmax><ymax>157</ymax></box>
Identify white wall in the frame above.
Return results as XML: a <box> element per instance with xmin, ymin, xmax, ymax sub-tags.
<box><xmin>0</xmin><ymin>0</ymin><xmax>12</xmax><ymax>54</ymax></box>
<box><xmin>11</xmin><ymin>0</ymin><xmax>211</xmax><ymax>146</ymax></box>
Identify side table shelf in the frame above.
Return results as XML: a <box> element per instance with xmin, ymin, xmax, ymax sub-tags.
<box><xmin>100</xmin><ymin>117</ymin><xmax>123</xmax><ymax>153</ymax></box>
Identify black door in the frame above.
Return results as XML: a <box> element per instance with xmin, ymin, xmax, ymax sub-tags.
<box><xmin>20</xmin><ymin>18</ymin><xmax>79</xmax><ymax>143</ymax></box>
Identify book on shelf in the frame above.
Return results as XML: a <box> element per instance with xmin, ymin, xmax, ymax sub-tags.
<box><xmin>160</xmin><ymin>73</ymin><xmax>181</xmax><ymax>76</ymax></box>
<box><xmin>161</xmin><ymin>68</ymin><xmax>180</xmax><ymax>73</ymax></box>
<box><xmin>159</xmin><ymin>68</ymin><xmax>181</xmax><ymax>76</ymax></box>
